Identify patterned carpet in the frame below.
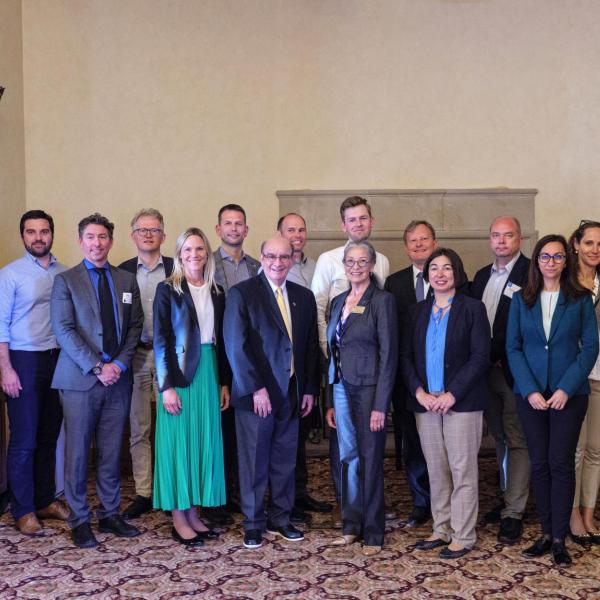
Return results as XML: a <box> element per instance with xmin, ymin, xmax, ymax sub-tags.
<box><xmin>1</xmin><ymin>456</ymin><xmax>600</xmax><ymax>599</ymax></box>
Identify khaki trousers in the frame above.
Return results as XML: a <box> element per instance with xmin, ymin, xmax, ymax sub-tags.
<box><xmin>574</xmin><ymin>378</ymin><xmax>600</xmax><ymax>509</ymax></box>
<box><xmin>416</xmin><ymin>410</ymin><xmax>483</xmax><ymax>548</ymax></box>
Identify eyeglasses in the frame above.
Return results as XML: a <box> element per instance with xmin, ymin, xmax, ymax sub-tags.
<box><xmin>538</xmin><ymin>253</ymin><xmax>566</xmax><ymax>264</ymax></box>
<box><xmin>343</xmin><ymin>258</ymin><xmax>371</xmax><ymax>268</ymax></box>
<box><xmin>133</xmin><ymin>228</ymin><xmax>163</xmax><ymax>236</ymax></box>
<box><xmin>262</xmin><ymin>253</ymin><xmax>292</xmax><ymax>262</ymax></box>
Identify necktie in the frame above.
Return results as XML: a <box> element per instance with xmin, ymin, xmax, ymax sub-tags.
<box><xmin>416</xmin><ymin>271</ymin><xmax>425</xmax><ymax>302</ymax></box>
<box><xmin>275</xmin><ymin>287</ymin><xmax>294</xmax><ymax>375</ymax></box>
<box><xmin>95</xmin><ymin>268</ymin><xmax>119</xmax><ymax>358</ymax></box>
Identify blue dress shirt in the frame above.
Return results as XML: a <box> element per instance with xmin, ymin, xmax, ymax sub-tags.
<box><xmin>0</xmin><ymin>251</ymin><xmax>67</xmax><ymax>350</ymax></box>
<box><xmin>83</xmin><ymin>259</ymin><xmax>126</xmax><ymax>371</ymax></box>
<box><xmin>425</xmin><ymin>300</ymin><xmax>453</xmax><ymax>394</ymax></box>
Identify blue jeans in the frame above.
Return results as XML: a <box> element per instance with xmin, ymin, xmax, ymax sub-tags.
<box><xmin>333</xmin><ymin>381</ymin><xmax>385</xmax><ymax>546</ymax></box>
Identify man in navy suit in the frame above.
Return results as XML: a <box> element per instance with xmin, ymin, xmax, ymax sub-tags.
<box><xmin>118</xmin><ymin>208</ymin><xmax>173</xmax><ymax>520</ymax></box>
<box><xmin>384</xmin><ymin>220</ymin><xmax>436</xmax><ymax>526</ymax></box>
<box><xmin>224</xmin><ymin>236</ymin><xmax>319</xmax><ymax>549</ymax></box>
<box><xmin>470</xmin><ymin>216</ymin><xmax>530</xmax><ymax>543</ymax></box>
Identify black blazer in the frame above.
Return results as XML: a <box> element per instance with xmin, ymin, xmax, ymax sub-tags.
<box><xmin>223</xmin><ymin>273</ymin><xmax>320</xmax><ymax>413</ymax></box>
<box><xmin>153</xmin><ymin>279</ymin><xmax>231</xmax><ymax>392</ymax></box>
<box><xmin>401</xmin><ymin>294</ymin><xmax>492</xmax><ymax>412</ymax></box>
<box><xmin>327</xmin><ymin>281</ymin><xmax>398</xmax><ymax>413</ymax></box>
<box><xmin>470</xmin><ymin>253</ymin><xmax>530</xmax><ymax>374</ymax></box>
<box><xmin>118</xmin><ymin>255</ymin><xmax>174</xmax><ymax>278</ymax></box>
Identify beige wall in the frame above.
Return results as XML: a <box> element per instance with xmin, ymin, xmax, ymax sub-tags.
<box><xmin>0</xmin><ymin>0</ymin><xmax>26</xmax><ymax>262</ymax></box>
<box><xmin>9</xmin><ymin>0</ymin><xmax>600</xmax><ymax>266</ymax></box>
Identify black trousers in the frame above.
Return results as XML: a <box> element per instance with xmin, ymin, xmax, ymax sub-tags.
<box><xmin>516</xmin><ymin>392</ymin><xmax>588</xmax><ymax>540</ymax></box>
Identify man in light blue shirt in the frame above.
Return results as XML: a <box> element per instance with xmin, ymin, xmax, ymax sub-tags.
<box><xmin>0</xmin><ymin>210</ymin><xmax>70</xmax><ymax>535</ymax></box>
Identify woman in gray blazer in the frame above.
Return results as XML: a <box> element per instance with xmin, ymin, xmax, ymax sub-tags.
<box><xmin>325</xmin><ymin>241</ymin><xmax>397</xmax><ymax>556</ymax></box>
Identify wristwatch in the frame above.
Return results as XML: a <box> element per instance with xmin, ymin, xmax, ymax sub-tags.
<box><xmin>92</xmin><ymin>361</ymin><xmax>104</xmax><ymax>376</ymax></box>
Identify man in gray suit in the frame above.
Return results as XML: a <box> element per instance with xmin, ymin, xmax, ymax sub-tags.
<box><xmin>210</xmin><ymin>203</ymin><xmax>260</xmax><ymax>525</ymax></box>
<box><xmin>51</xmin><ymin>213</ymin><xmax>143</xmax><ymax>548</ymax></box>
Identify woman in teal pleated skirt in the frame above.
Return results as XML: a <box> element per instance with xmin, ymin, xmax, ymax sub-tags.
<box><xmin>152</xmin><ymin>228</ymin><xmax>231</xmax><ymax>546</ymax></box>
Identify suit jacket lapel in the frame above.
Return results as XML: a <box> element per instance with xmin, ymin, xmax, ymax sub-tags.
<box><xmin>443</xmin><ymin>294</ymin><xmax>463</xmax><ymax>357</ymax></box>
<box><xmin>341</xmin><ymin>282</ymin><xmax>376</xmax><ymax>337</ymax></box>
<box><xmin>259</xmin><ymin>273</ymin><xmax>288</xmax><ymax>338</ymax></box>
<box><xmin>181</xmin><ymin>279</ymin><xmax>200</xmax><ymax>328</ymax></box>
<box><xmin>532</xmin><ymin>296</ymin><xmax>547</xmax><ymax>343</ymax></box>
<box><xmin>78</xmin><ymin>262</ymin><xmax>101</xmax><ymax>323</ymax></box>
<box><xmin>548</xmin><ymin>289</ymin><xmax>567</xmax><ymax>342</ymax></box>
<box><xmin>109</xmin><ymin>265</ymin><xmax>125</xmax><ymax>329</ymax></box>
<box><xmin>327</xmin><ymin>289</ymin><xmax>347</xmax><ymax>347</ymax></box>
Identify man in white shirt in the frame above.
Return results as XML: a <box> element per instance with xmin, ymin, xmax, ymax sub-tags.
<box><xmin>311</xmin><ymin>196</ymin><xmax>390</xmax><ymax>525</ymax></box>
<box><xmin>470</xmin><ymin>216</ymin><xmax>530</xmax><ymax>544</ymax></box>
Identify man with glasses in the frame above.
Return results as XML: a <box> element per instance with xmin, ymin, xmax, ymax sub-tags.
<box><xmin>470</xmin><ymin>215</ymin><xmax>530</xmax><ymax>544</ymax></box>
<box><xmin>118</xmin><ymin>209</ymin><xmax>173</xmax><ymax>520</ymax></box>
<box><xmin>311</xmin><ymin>196</ymin><xmax>390</xmax><ymax>526</ymax></box>
<box><xmin>224</xmin><ymin>236</ymin><xmax>319</xmax><ymax>549</ymax></box>
<box><xmin>384</xmin><ymin>220</ymin><xmax>436</xmax><ymax>527</ymax></box>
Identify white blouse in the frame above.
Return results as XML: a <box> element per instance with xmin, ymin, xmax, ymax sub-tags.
<box><xmin>187</xmin><ymin>282</ymin><xmax>215</xmax><ymax>344</ymax></box>
<box><xmin>540</xmin><ymin>290</ymin><xmax>560</xmax><ymax>341</ymax></box>
<box><xmin>589</xmin><ymin>275</ymin><xmax>600</xmax><ymax>382</ymax></box>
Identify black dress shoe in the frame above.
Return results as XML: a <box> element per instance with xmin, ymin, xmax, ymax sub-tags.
<box><xmin>194</xmin><ymin>528</ymin><xmax>220</xmax><ymax>540</ymax></box>
<box><xmin>98</xmin><ymin>514</ymin><xmax>141</xmax><ymax>538</ymax></box>
<box><xmin>569</xmin><ymin>529</ymin><xmax>592</xmax><ymax>549</ymax></box>
<box><xmin>266</xmin><ymin>522</ymin><xmax>304</xmax><ymax>541</ymax></box>
<box><xmin>171</xmin><ymin>527</ymin><xmax>204</xmax><ymax>546</ymax></box>
<box><xmin>551</xmin><ymin>541</ymin><xmax>572</xmax><ymax>566</ymax></box>
<box><xmin>406</xmin><ymin>506</ymin><xmax>431</xmax><ymax>527</ymax></box>
<box><xmin>243</xmin><ymin>528</ymin><xmax>263</xmax><ymax>549</ymax></box>
<box><xmin>522</xmin><ymin>536</ymin><xmax>552</xmax><ymax>557</ymax></box>
<box><xmin>415</xmin><ymin>538</ymin><xmax>449</xmax><ymax>551</ymax></box>
<box><xmin>290</xmin><ymin>506</ymin><xmax>311</xmax><ymax>524</ymax></box>
<box><xmin>295</xmin><ymin>495</ymin><xmax>333</xmax><ymax>513</ymax></box>
<box><xmin>0</xmin><ymin>490</ymin><xmax>10</xmax><ymax>516</ymax></box>
<box><xmin>440</xmin><ymin>546</ymin><xmax>471</xmax><ymax>559</ymax></box>
<box><xmin>203</xmin><ymin>506</ymin><xmax>234</xmax><ymax>526</ymax></box>
<box><xmin>122</xmin><ymin>495</ymin><xmax>152</xmax><ymax>519</ymax></box>
<box><xmin>498</xmin><ymin>517</ymin><xmax>523</xmax><ymax>544</ymax></box>
<box><xmin>483</xmin><ymin>502</ymin><xmax>505</xmax><ymax>524</ymax></box>
<box><xmin>72</xmin><ymin>522</ymin><xmax>99</xmax><ymax>548</ymax></box>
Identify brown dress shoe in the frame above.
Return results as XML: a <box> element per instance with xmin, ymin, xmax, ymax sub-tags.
<box><xmin>37</xmin><ymin>500</ymin><xmax>71</xmax><ymax>521</ymax></box>
<box><xmin>16</xmin><ymin>512</ymin><xmax>42</xmax><ymax>535</ymax></box>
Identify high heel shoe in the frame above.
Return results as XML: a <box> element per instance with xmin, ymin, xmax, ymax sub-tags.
<box><xmin>171</xmin><ymin>527</ymin><xmax>204</xmax><ymax>546</ymax></box>
<box><xmin>194</xmin><ymin>528</ymin><xmax>220</xmax><ymax>540</ymax></box>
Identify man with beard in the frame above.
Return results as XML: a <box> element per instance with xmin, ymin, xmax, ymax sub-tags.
<box><xmin>210</xmin><ymin>204</ymin><xmax>260</xmax><ymax>525</ymax></box>
<box><xmin>0</xmin><ymin>210</ymin><xmax>70</xmax><ymax>535</ymax></box>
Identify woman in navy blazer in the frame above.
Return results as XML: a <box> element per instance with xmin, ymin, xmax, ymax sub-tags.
<box><xmin>325</xmin><ymin>241</ymin><xmax>398</xmax><ymax>556</ymax></box>
<box><xmin>401</xmin><ymin>248</ymin><xmax>491</xmax><ymax>559</ymax></box>
<box><xmin>153</xmin><ymin>228</ymin><xmax>231</xmax><ymax>546</ymax></box>
<box><xmin>506</xmin><ymin>234</ymin><xmax>598</xmax><ymax>566</ymax></box>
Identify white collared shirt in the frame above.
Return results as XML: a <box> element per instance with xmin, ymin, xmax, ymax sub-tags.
<box><xmin>482</xmin><ymin>252</ymin><xmax>521</xmax><ymax>330</ymax></box>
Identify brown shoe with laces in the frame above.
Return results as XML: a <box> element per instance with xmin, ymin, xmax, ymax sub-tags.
<box><xmin>16</xmin><ymin>512</ymin><xmax>42</xmax><ymax>535</ymax></box>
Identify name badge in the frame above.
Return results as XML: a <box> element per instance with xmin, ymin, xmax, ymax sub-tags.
<box><xmin>503</xmin><ymin>282</ymin><xmax>521</xmax><ymax>299</ymax></box>
<box><xmin>122</xmin><ymin>292</ymin><xmax>132</xmax><ymax>304</ymax></box>
<box><xmin>351</xmin><ymin>306</ymin><xmax>365</xmax><ymax>314</ymax></box>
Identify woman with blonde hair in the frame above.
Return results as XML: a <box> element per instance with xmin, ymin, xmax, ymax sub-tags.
<box><xmin>153</xmin><ymin>227</ymin><xmax>231</xmax><ymax>545</ymax></box>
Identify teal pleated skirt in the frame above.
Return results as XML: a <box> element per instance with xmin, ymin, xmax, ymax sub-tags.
<box><xmin>153</xmin><ymin>343</ymin><xmax>226</xmax><ymax>510</ymax></box>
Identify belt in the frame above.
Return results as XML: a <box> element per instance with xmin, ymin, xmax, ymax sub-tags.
<box><xmin>137</xmin><ymin>341</ymin><xmax>153</xmax><ymax>350</ymax></box>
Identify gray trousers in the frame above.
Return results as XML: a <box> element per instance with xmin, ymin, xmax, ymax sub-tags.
<box><xmin>416</xmin><ymin>410</ymin><xmax>482</xmax><ymax>548</ymax></box>
<box><xmin>60</xmin><ymin>377</ymin><xmax>131</xmax><ymax>528</ymax></box>
<box><xmin>485</xmin><ymin>366</ymin><xmax>530</xmax><ymax>519</ymax></box>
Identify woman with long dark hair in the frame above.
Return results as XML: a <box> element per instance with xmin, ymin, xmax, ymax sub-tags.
<box><xmin>567</xmin><ymin>221</ymin><xmax>600</xmax><ymax>547</ymax></box>
<box><xmin>506</xmin><ymin>234</ymin><xmax>598</xmax><ymax>565</ymax></box>
<box><xmin>153</xmin><ymin>228</ymin><xmax>230</xmax><ymax>545</ymax></box>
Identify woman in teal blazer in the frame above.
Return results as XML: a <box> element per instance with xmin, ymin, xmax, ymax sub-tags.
<box><xmin>506</xmin><ymin>234</ymin><xmax>599</xmax><ymax>566</ymax></box>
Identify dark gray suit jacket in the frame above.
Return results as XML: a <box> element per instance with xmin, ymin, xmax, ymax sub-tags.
<box><xmin>327</xmin><ymin>281</ymin><xmax>398</xmax><ymax>413</ymax></box>
<box><xmin>213</xmin><ymin>249</ymin><xmax>260</xmax><ymax>294</ymax></box>
<box><xmin>51</xmin><ymin>262</ymin><xmax>144</xmax><ymax>391</ymax></box>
